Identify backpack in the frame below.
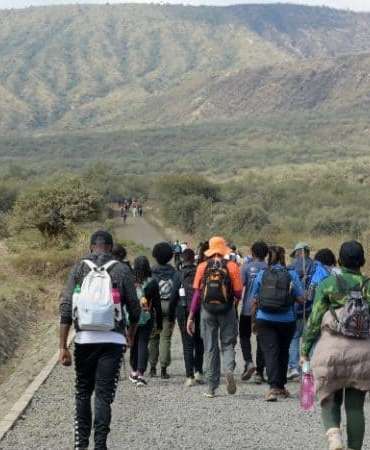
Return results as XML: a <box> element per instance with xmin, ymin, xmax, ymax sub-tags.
<box><xmin>179</xmin><ymin>265</ymin><xmax>196</xmax><ymax>310</ymax></box>
<box><xmin>158</xmin><ymin>277</ymin><xmax>174</xmax><ymax>301</ymax></box>
<box><xmin>202</xmin><ymin>259</ymin><xmax>233</xmax><ymax>314</ymax></box>
<box><xmin>259</xmin><ymin>268</ymin><xmax>293</xmax><ymax>313</ymax></box>
<box><xmin>329</xmin><ymin>275</ymin><xmax>370</xmax><ymax>339</ymax></box>
<box><xmin>136</xmin><ymin>278</ymin><xmax>152</xmax><ymax>326</ymax></box>
<box><xmin>72</xmin><ymin>260</ymin><xmax>120</xmax><ymax>331</ymax></box>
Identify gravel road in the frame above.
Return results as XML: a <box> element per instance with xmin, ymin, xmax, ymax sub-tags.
<box><xmin>2</xmin><ymin>327</ymin><xmax>370</xmax><ymax>450</ymax></box>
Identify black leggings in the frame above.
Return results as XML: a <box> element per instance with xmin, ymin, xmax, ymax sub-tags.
<box><xmin>239</xmin><ymin>315</ymin><xmax>265</xmax><ymax>375</ymax></box>
<box><xmin>130</xmin><ymin>320</ymin><xmax>153</xmax><ymax>374</ymax></box>
<box><xmin>178</xmin><ymin>310</ymin><xmax>204</xmax><ymax>378</ymax></box>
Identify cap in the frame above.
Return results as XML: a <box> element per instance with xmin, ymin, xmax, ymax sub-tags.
<box><xmin>290</xmin><ymin>242</ymin><xmax>310</xmax><ymax>258</ymax></box>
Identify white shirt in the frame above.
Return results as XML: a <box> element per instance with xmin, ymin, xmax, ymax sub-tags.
<box><xmin>75</xmin><ymin>331</ymin><xmax>126</xmax><ymax>345</ymax></box>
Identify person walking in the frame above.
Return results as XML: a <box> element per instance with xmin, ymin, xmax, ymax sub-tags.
<box><xmin>148</xmin><ymin>242</ymin><xmax>179</xmax><ymax>379</ymax></box>
<box><xmin>129</xmin><ymin>256</ymin><xmax>163</xmax><ymax>387</ymax></box>
<box><xmin>59</xmin><ymin>230</ymin><xmax>140</xmax><ymax>450</ymax></box>
<box><xmin>187</xmin><ymin>236</ymin><xmax>242</xmax><ymax>398</ymax></box>
<box><xmin>169</xmin><ymin>248</ymin><xmax>204</xmax><ymax>387</ymax></box>
<box><xmin>251</xmin><ymin>245</ymin><xmax>304</xmax><ymax>402</ymax></box>
<box><xmin>239</xmin><ymin>241</ymin><xmax>268</xmax><ymax>383</ymax></box>
<box><xmin>302</xmin><ymin>241</ymin><xmax>370</xmax><ymax>450</ymax></box>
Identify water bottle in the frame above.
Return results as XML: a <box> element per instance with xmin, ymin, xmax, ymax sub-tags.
<box><xmin>300</xmin><ymin>361</ymin><xmax>315</xmax><ymax>412</ymax></box>
<box><xmin>112</xmin><ymin>283</ymin><xmax>121</xmax><ymax>304</ymax></box>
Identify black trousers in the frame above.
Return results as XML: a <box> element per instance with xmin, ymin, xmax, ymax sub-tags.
<box><xmin>239</xmin><ymin>315</ymin><xmax>265</xmax><ymax>375</ymax></box>
<box><xmin>74</xmin><ymin>343</ymin><xmax>124</xmax><ymax>450</ymax></box>
<box><xmin>178</xmin><ymin>309</ymin><xmax>204</xmax><ymax>378</ymax></box>
<box><xmin>130</xmin><ymin>320</ymin><xmax>153</xmax><ymax>374</ymax></box>
<box><xmin>256</xmin><ymin>320</ymin><xmax>295</xmax><ymax>390</ymax></box>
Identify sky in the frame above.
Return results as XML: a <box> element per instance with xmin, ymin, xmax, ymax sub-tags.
<box><xmin>1</xmin><ymin>0</ymin><xmax>370</xmax><ymax>12</ymax></box>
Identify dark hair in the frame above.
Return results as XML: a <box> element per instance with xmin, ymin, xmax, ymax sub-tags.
<box><xmin>251</xmin><ymin>241</ymin><xmax>269</xmax><ymax>260</ymax></box>
<box><xmin>112</xmin><ymin>244</ymin><xmax>127</xmax><ymax>262</ymax></box>
<box><xmin>134</xmin><ymin>256</ymin><xmax>152</xmax><ymax>283</ymax></box>
<box><xmin>268</xmin><ymin>246</ymin><xmax>286</xmax><ymax>266</ymax></box>
<box><xmin>182</xmin><ymin>248</ymin><xmax>195</xmax><ymax>264</ymax></box>
<box><xmin>230</xmin><ymin>244</ymin><xmax>237</xmax><ymax>252</ymax></box>
<box><xmin>90</xmin><ymin>230</ymin><xmax>113</xmax><ymax>246</ymax></box>
<box><xmin>315</xmin><ymin>248</ymin><xmax>337</xmax><ymax>267</ymax></box>
<box><xmin>339</xmin><ymin>240</ymin><xmax>365</xmax><ymax>270</ymax></box>
<box><xmin>198</xmin><ymin>241</ymin><xmax>209</xmax><ymax>264</ymax></box>
<box><xmin>152</xmin><ymin>242</ymin><xmax>174</xmax><ymax>265</ymax></box>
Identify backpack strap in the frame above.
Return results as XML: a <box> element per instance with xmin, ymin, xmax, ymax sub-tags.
<box><xmin>101</xmin><ymin>260</ymin><xmax>118</xmax><ymax>272</ymax></box>
<box><xmin>83</xmin><ymin>259</ymin><xmax>98</xmax><ymax>271</ymax></box>
<box><xmin>335</xmin><ymin>274</ymin><xmax>350</xmax><ymax>294</ymax></box>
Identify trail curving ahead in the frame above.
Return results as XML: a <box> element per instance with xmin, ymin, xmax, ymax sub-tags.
<box><xmin>1</xmin><ymin>216</ymin><xmax>370</xmax><ymax>450</ymax></box>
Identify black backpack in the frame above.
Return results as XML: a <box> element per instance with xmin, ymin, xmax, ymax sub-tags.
<box><xmin>180</xmin><ymin>265</ymin><xmax>196</xmax><ymax>311</ymax></box>
<box><xmin>202</xmin><ymin>259</ymin><xmax>233</xmax><ymax>314</ymax></box>
<box><xmin>259</xmin><ymin>268</ymin><xmax>293</xmax><ymax>313</ymax></box>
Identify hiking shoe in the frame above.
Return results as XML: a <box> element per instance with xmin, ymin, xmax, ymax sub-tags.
<box><xmin>185</xmin><ymin>377</ymin><xmax>196</xmax><ymax>387</ymax></box>
<box><xmin>241</xmin><ymin>363</ymin><xmax>256</xmax><ymax>381</ymax></box>
<box><xmin>225</xmin><ymin>373</ymin><xmax>237</xmax><ymax>395</ymax></box>
<box><xmin>287</xmin><ymin>368</ymin><xmax>300</xmax><ymax>381</ymax></box>
<box><xmin>149</xmin><ymin>367</ymin><xmax>157</xmax><ymax>378</ymax></box>
<box><xmin>136</xmin><ymin>377</ymin><xmax>148</xmax><ymax>387</ymax></box>
<box><xmin>265</xmin><ymin>389</ymin><xmax>278</xmax><ymax>402</ymax></box>
<box><xmin>326</xmin><ymin>428</ymin><xmax>344</xmax><ymax>450</ymax></box>
<box><xmin>204</xmin><ymin>388</ymin><xmax>216</xmax><ymax>398</ymax></box>
<box><xmin>194</xmin><ymin>372</ymin><xmax>204</xmax><ymax>384</ymax></box>
<box><xmin>161</xmin><ymin>368</ymin><xmax>170</xmax><ymax>379</ymax></box>
<box><xmin>276</xmin><ymin>388</ymin><xmax>291</xmax><ymax>399</ymax></box>
<box><xmin>129</xmin><ymin>373</ymin><xmax>138</xmax><ymax>384</ymax></box>
<box><xmin>253</xmin><ymin>373</ymin><xmax>266</xmax><ymax>385</ymax></box>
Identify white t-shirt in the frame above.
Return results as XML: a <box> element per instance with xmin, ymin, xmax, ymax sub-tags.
<box><xmin>75</xmin><ymin>331</ymin><xmax>126</xmax><ymax>345</ymax></box>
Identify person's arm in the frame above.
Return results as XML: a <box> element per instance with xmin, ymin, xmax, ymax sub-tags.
<box><xmin>120</xmin><ymin>266</ymin><xmax>140</xmax><ymax>346</ymax></box>
<box><xmin>290</xmin><ymin>270</ymin><xmax>305</xmax><ymax>303</ymax></box>
<box><xmin>150</xmin><ymin>281</ymin><xmax>163</xmax><ymax>331</ymax></box>
<box><xmin>187</xmin><ymin>264</ymin><xmax>204</xmax><ymax>335</ymax></box>
<box><xmin>229</xmin><ymin>262</ymin><xmax>243</xmax><ymax>301</ymax></box>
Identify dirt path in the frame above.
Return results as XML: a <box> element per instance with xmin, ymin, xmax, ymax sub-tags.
<box><xmin>115</xmin><ymin>214</ymin><xmax>167</xmax><ymax>249</ymax></box>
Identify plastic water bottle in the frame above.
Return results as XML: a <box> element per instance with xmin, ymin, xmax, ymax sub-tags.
<box><xmin>300</xmin><ymin>361</ymin><xmax>315</xmax><ymax>412</ymax></box>
<box><xmin>112</xmin><ymin>283</ymin><xmax>121</xmax><ymax>304</ymax></box>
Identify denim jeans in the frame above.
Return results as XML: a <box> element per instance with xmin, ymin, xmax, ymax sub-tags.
<box><xmin>288</xmin><ymin>318</ymin><xmax>305</xmax><ymax>370</ymax></box>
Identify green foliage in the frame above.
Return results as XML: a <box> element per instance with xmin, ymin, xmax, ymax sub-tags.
<box><xmin>10</xmin><ymin>177</ymin><xmax>102</xmax><ymax>239</ymax></box>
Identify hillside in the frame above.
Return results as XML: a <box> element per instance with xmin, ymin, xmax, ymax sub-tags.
<box><xmin>1</xmin><ymin>3</ymin><xmax>370</xmax><ymax>134</ymax></box>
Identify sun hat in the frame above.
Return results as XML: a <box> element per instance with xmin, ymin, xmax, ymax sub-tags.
<box><xmin>290</xmin><ymin>242</ymin><xmax>310</xmax><ymax>258</ymax></box>
<box><xmin>204</xmin><ymin>236</ymin><xmax>231</xmax><ymax>258</ymax></box>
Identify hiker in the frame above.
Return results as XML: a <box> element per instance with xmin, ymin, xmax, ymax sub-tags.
<box><xmin>228</xmin><ymin>244</ymin><xmax>243</xmax><ymax>265</ymax></box>
<box><xmin>132</xmin><ymin>200</ymin><xmax>138</xmax><ymax>217</ymax></box>
<box><xmin>173</xmin><ymin>240</ymin><xmax>182</xmax><ymax>270</ymax></box>
<box><xmin>239</xmin><ymin>241</ymin><xmax>268</xmax><ymax>384</ymax></box>
<box><xmin>288</xmin><ymin>248</ymin><xmax>338</xmax><ymax>380</ymax></box>
<box><xmin>251</xmin><ymin>245</ymin><xmax>304</xmax><ymax>402</ymax></box>
<box><xmin>112</xmin><ymin>243</ymin><xmax>132</xmax><ymax>272</ymax></box>
<box><xmin>169</xmin><ymin>248</ymin><xmax>204</xmax><ymax>387</ymax></box>
<box><xmin>59</xmin><ymin>230</ymin><xmax>140</xmax><ymax>450</ymax></box>
<box><xmin>196</xmin><ymin>241</ymin><xmax>209</xmax><ymax>265</ymax></box>
<box><xmin>302</xmin><ymin>241</ymin><xmax>370</xmax><ymax>450</ymax></box>
<box><xmin>129</xmin><ymin>256</ymin><xmax>163</xmax><ymax>387</ymax></box>
<box><xmin>186</xmin><ymin>236</ymin><xmax>242</xmax><ymax>398</ymax></box>
<box><xmin>148</xmin><ymin>242</ymin><xmax>179</xmax><ymax>379</ymax></box>
<box><xmin>287</xmin><ymin>242</ymin><xmax>315</xmax><ymax>380</ymax></box>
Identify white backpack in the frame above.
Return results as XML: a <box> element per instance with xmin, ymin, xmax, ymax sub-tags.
<box><xmin>73</xmin><ymin>260</ymin><xmax>121</xmax><ymax>331</ymax></box>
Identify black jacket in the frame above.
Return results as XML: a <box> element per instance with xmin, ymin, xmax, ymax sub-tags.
<box><xmin>143</xmin><ymin>278</ymin><xmax>163</xmax><ymax>330</ymax></box>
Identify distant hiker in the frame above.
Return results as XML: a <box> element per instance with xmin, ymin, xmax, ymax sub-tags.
<box><xmin>288</xmin><ymin>248</ymin><xmax>338</xmax><ymax>379</ymax></box>
<box><xmin>59</xmin><ymin>230</ymin><xmax>140</xmax><ymax>450</ymax></box>
<box><xmin>228</xmin><ymin>244</ymin><xmax>243</xmax><ymax>265</ymax></box>
<box><xmin>132</xmin><ymin>200</ymin><xmax>138</xmax><ymax>218</ymax></box>
<box><xmin>112</xmin><ymin>243</ymin><xmax>132</xmax><ymax>272</ymax></box>
<box><xmin>138</xmin><ymin>203</ymin><xmax>143</xmax><ymax>217</ymax></box>
<box><xmin>239</xmin><ymin>241</ymin><xmax>268</xmax><ymax>384</ymax></box>
<box><xmin>287</xmin><ymin>242</ymin><xmax>314</xmax><ymax>380</ymax></box>
<box><xmin>187</xmin><ymin>236</ymin><xmax>242</xmax><ymax>398</ymax></box>
<box><xmin>251</xmin><ymin>245</ymin><xmax>304</xmax><ymax>402</ymax></box>
<box><xmin>170</xmin><ymin>248</ymin><xmax>204</xmax><ymax>387</ymax></box>
<box><xmin>173</xmin><ymin>240</ymin><xmax>182</xmax><ymax>270</ymax></box>
<box><xmin>129</xmin><ymin>256</ymin><xmax>163</xmax><ymax>387</ymax></box>
<box><xmin>302</xmin><ymin>241</ymin><xmax>370</xmax><ymax>450</ymax></box>
<box><xmin>148</xmin><ymin>242</ymin><xmax>179</xmax><ymax>379</ymax></box>
<box><xmin>181</xmin><ymin>241</ymin><xmax>188</xmax><ymax>253</ymax></box>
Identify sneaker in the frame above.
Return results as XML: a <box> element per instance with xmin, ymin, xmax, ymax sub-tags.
<box><xmin>204</xmin><ymin>388</ymin><xmax>216</xmax><ymax>398</ymax></box>
<box><xmin>265</xmin><ymin>389</ymin><xmax>278</xmax><ymax>402</ymax></box>
<box><xmin>161</xmin><ymin>367</ymin><xmax>170</xmax><ymax>379</ymax></box>
<box><xmin>136</xmin><ymin>377</ymin><xmax>148</xmax><ymax>387</ymax></box>
<box><xmin>253</xmin><ymin>373</ymin><xmax>265</xmax><ymax>385</ymax></box>
<box><xmin>225</xmin><ymin>373</ymin><xmax>237</xmax><ymax>395</ymax></box>
<box><xmin>326</xmin><ymin>428</ymin><xmax>344</xmax><ymax>450</ymax></box>
<box><xmin>241</xmin><ymin>363</ymin><xmax>256</xmax><ymax>381</ymax></box>
<box><xmin>149</xmin><ymin>367</ymin><xmax>157</xmax><ymax>378</ymax></box>
<box><xmin>129</xmin><ymin>373</ymin><xmax>138</xmax><ymax>384</ymax></box>
<box><xmin>276</xmin><ymin>388</ymin><xmax>291</xmax><ymax>399</ymax></box>
<box><xmin>194</xmin><ymin>372</ymin><xmax>204</xmax><ymax>384</ymax></box>
<box><xmin>185</xmin><ymin>377</ymin><xmax>196</xmax><ymax>387</ymax></box>
<box><xmin>287</xmin><ymin>368</ymin><xmax>300</xmax><ymax>381</ymax></box>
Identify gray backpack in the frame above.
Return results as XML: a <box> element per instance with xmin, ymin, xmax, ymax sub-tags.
<box><xmin>330</xmin><ymin>275</ymin><xmax>370</xmax><ymax>339</ymax></box>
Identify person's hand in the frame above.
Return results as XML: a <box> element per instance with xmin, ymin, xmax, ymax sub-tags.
<box><xmin>186</xmin><ymin>318</ymin><xmax>195</xmax><ymax>336</ymax></box>
<box><xmin>300</xmin><ymin>355</ymin><xmax>310</xmax><ymax>367</ymax></box>
<box><xmin>59</xmin><ymin>348</ymin><xmax>72</xmax><ymax>367</ymax></box>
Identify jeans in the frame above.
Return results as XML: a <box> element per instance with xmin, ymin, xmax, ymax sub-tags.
<box><xmin>74</xmin><ymin>343</ymin><xmax>124</xmax><ymax>450</ymax></box>
<box><xmin>288</xmin><ymin>318</ymin><xmax>305</xmax><ymax>370</ymax></box>
<box><xmin>130</xmin><ymin>320</ymin><xmax>153</xmax><ymax>374</ymax></box>
<box><xmin>149</xmin><ymin>301</ymin><xmax>173</xmax><ymax>369</ymax></box>
<box><xmin>257</xmin><ymin>320</ymin><xmax>295</xmax><ymax>389</ymax></box>
<box><xmin>201</xmin><ymin>307</ymin><xmax>238</xmax><ymax>390</ymax></box>
<box><xmin>178</xmin><ymin>309</ymin><xmax>204</xmax><ymax>378</ymax></box>
<box><xmin>239</xmin><ymin>314</ymin><xmax>265</xmax><ymax>375</ymax></box>
<box><xmin>321</xmin><ymin>388</ymin><xmax>366</xmax><ymax>450</ymax></box>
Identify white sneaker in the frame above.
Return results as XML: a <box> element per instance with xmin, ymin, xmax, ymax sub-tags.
<box><xmin>185</xmin><ymin>377</ymin><xmax>196</xmax><ymax>387</ymax></box>
<box><xmin>194</xmin><ymin>372</ymin><xmax>204</xmax><ymax>384</ymax></box>
<box><xmin>326</xmin><ymin>428</ymin><xmax>344</xmax><ymax>450</ymax></box>
<box><xmin>287</xmin><ymin>368</ymin><xmax>300</xmax><ymax>381</ymax></box>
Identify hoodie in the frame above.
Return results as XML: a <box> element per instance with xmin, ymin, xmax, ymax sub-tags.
<box><xmin>59</xmin><ymin>252</ymin><xmax>141</xmax><ymax>334</ymax></box>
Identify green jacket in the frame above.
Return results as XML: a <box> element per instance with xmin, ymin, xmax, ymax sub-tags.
<box><xmin>301</xmin><ymin>268</ymin><xmax>370</xmax><ymax>357</ymax></box>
